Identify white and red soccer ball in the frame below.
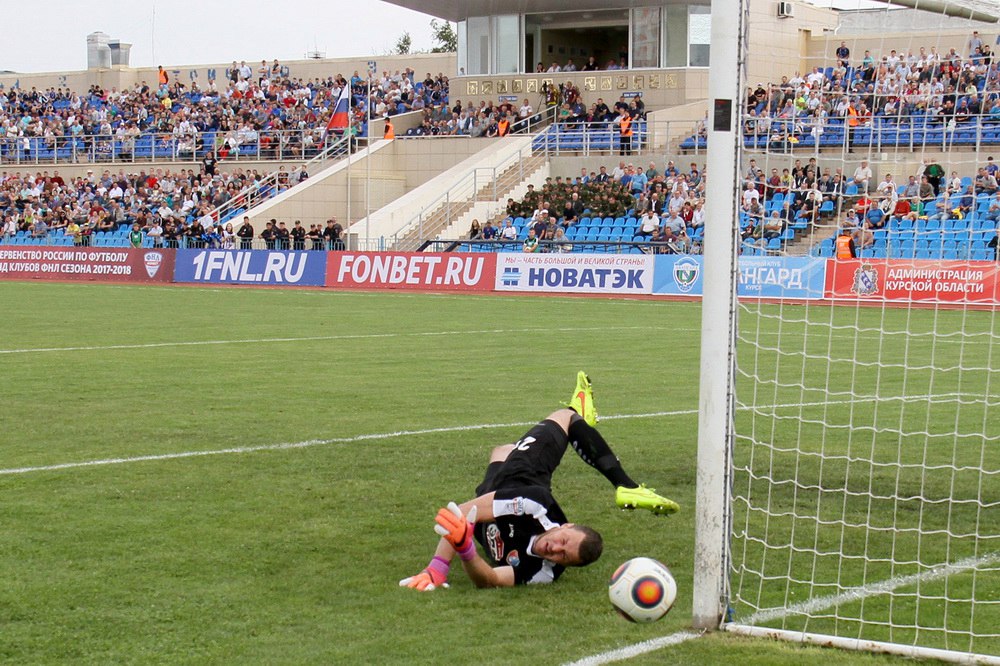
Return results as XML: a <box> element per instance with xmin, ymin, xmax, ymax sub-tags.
<box><xmin>608</xmin><ymin>556</ymin><xmax>677</xmax><ymax>623</ymax></box>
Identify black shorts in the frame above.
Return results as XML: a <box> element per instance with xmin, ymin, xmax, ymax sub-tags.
<box><xmin>476</xmin><ymin>419</ymin><xmax>569</xmax><ymax>496</ymax></box>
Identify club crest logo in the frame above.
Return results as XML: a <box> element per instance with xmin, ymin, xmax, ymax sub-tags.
<box><xmin>672</xmin><ymin>257</ymin><xmax>701</xmax><ymax>293</ymax></box>
<box><xmin>506</xmin><ymin>550</ymin><xmax>520</xmax><ymax>567</ymax></box>
<box><xmin>143</xmin><ymin>251</ymin><xmax>163</xmax><ymax>278</ymax></box>
<box><xmin>851</xmin><ymin>263</ymin><xmax>879</xmax><ymax>296</ymax></box>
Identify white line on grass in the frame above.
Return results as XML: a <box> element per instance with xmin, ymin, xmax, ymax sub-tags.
<box><xmin>0</xmin><ymin>393</ymin><xmax>948</xmax><ymax>477</ymax></box>
<box><xmin>564</xmin><ymin>631</ymin><xmax>705</xmax><ymax>666</ymax></box>
<box><xmin>746</xmin><ymin>552</ymin><xmax>1000</xmax><ymax>625</ymax></box>
<box><xmin>0</xmin><ymin>411</ymin><xmax>690</xmax><ymax>476</ymax></box>
<box><xmin>0</xmin><ymin>326</ymin><xmax>661</xmax><ymax>355</ymax></box>
<box><xmin>563</xmin><ymin>553</ymin><xmax>999</xmax><ymax>666</ymax></box>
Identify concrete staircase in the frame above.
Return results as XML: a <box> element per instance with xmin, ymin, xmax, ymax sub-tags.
<box><xmin>392</xmin><ymin>153</ymin><xmax>547</xmax><ymax>251</ymax></box>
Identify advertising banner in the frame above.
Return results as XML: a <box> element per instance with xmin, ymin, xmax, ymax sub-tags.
<box><xmin>494</xmin><ymin>254</ymin><xmax>654</xmax><ymax>294</ymax></box>
<box><xmin>327</xmin><ymin>252</ymin><xmax>495</xmax><ymax>291</ymax></box>
<box><xmin>737</xmin><ymin>255</ymin><xmax>828</xmax><ymax>300</ymax></box>
<box><xmin>826</xmin><ymin>259</ymin><xmax>1000</xmax><ymax>304</ymax></box>
<box><xmin>173</xmin><ymin>249</ymin><xmax>327</xmax><ymax>286</ymax></box>
<box><xmin>0</xmin><ymin>246</ymin><xmax>174</xmax><ymax>283</ymax></box>
<box><xmin>652</xmin><ymin>255</ymin><xmax>828</xmax><ymax>300</ymax></box>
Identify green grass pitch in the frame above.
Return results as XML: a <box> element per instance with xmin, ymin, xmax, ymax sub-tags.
<box><xmin>1</xmin><ymin>281</ymin><xmax>993</xmax><ymax>665</ymax></box>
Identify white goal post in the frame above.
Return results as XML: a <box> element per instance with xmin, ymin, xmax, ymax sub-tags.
<box><xmin>694</xmin><ymin>0</ymin><xmax>1000</xmax><ymax>662</ymax></box>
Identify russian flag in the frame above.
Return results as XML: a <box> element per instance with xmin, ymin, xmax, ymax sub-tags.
<box><xmin>324</xmin><ymin>85</ymin><xmax>351</xmax><ymax>136</ymax></box>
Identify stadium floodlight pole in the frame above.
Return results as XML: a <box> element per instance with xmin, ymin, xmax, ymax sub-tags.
<box><xmin>346</xmin><ymin>124</ymin><xmax>352</xmax><ymax>247</ymax></box>
<box><xmin>366</xmin><ymin>77</ymin><xmax>372</xmax><ymax>251</ymax></box>
<box><xmin>693</xmin><ymin>0</ymin><xmax>744</xmax><ymax>631</ymax></box>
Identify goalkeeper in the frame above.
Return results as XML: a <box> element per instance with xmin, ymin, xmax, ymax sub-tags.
<box><xmin>400</xmin><ymin>372</ymin><xmax>679</xmax><ymax>590</ymax></box>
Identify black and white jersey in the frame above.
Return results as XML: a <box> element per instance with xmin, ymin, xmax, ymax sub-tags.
<box><xmin>474</xmin><ymin>485</ymin><xmax>568</xmax><ymax>585</ymax></box>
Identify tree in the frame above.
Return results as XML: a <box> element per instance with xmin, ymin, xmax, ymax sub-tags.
<box><xmin>393</xmin><ymin>32</ymin><xmax>412</xmax><ymax>55</ymax></box>
<box><xmin>430</xmin><ymin>19</ymin><xmax>456</xmax><ymax>53</ymax></box>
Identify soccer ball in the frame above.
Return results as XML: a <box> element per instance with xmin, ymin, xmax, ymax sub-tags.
<box><xmin>608</xmin><ymin>556</ymin><xmax>677</xmax><ymax>623</ymax></box>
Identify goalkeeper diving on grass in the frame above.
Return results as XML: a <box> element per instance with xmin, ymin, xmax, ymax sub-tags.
<box><xmin>400</xmin><ymin>372</ymin><xmax>679</xmax><ymax>590</ymax></box>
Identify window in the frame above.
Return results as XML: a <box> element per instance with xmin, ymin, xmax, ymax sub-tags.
<box><xmin>689</xmin><ymin>6</ymin><xmax>711</xmax><ymax>67</ymax></box>
<box><xmin>456</xmin><ymin>20</ymin><xmax>467</xmax><ymax>75</ymax></box>
<box><xmin>495</xmin><ymin>15</ymin><xmax>520</xmax><ymax>74</ymax></box>
<box><xmin>466</xmin><ymin>16</ymin><xmax>490</xmax><ymax>75</ymax></box>
<box><xmin>631</xmin><ymin>7</ymin><xmax>661</xmax><ymax>68</ymax></box>
<box><xmin>663</xmin><ymin>6</ymin><xmax>688</xmax><ymax>68</ymax></box>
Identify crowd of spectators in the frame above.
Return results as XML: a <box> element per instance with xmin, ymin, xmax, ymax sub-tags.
<box><xmin>398</xmin><ymin>82</ymin><xmax>645</xmax><ymax>138</ymax></box>
<box><xmin>534</xmin><ymin>53</ymin><xmax>630</xmax><ymax>73</ymax></box>
<box><xmin>834</xmin><ymin>156</ymin><xmax>1000</xmax><ymax>250</ymax></box>
<box><xmin>739</xmin><ymin>32</ymin><xmax>1000</xmax><ymax>146</ymax></box>
<box><xmin>731</xmin><ymin>149</ymin><xmax>1000</xmax><ymax>255</ymax></box>
<box><xmin>472</xmin><ymin>159</ymin><xmax>707</xmax><ymax>253</ymax></box>
<box><xmin>0</xmin><ymin>61</ymin><xmax>451</xmax><ymax>160</ymax></box>
<box><xmin>1</xmin><ymin>58</ymin><xmax>641</xmax><ymax>162</ymax></box>
<box><xmin>0</xmin><ymin>60</ymin><xmax>453</xmax><ymax>246</ymax></box>
<box><xmin>0</xmin><ymin>164</ymin><xmax>309</xmax><ymax>247</ymax></box>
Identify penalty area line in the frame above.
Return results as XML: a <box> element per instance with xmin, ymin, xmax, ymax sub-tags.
<box><xmin>0</xmin><ymin>393</ymin><xmax>954</xmax><ymax>477</ymax></box>
<box><xmin>0</xmin><ymin>410</ymin><xmax>700</xmax><ymax>476</ymax></box>
<box><xmin>0</xmin><ymin>325</ymin><xmax>660</xmax><ymax>355</ymax></box>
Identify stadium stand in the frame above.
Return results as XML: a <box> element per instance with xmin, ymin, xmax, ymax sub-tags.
<box><xmin>0</xmin><ymin>166</ymin><xmax>311</xmax><ymax>249</ymax></box>
<box><xmin>679</xmin><ymin>40</ymin><xmax>1000</xmax><ymax>153</ymax></box>
<box><xmin>459</xmin><ymin>159</ymin><xmax>708</xmax><ymax>255</ymax></box>
<box><xmin>0</xmin><ymin>65</ymin><xmax>452</xmax><ymax>165</ymax></box>
<box><xmin>668</xmin><ymin>39</ymin><xmax>1000</xmax><ymax>262</ymax></box>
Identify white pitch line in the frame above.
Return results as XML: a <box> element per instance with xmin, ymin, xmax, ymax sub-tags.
<box><xmin>0</xmin><ymin>325</ymin><xmax>661</xmax><ymax>355</ymax></box>
<box><xmin>0</xmin><ymin>393</ymin><xmax>952</xmax><ymax>477</ymax></box>
<box><xmin>565</xmin><ymin>631</ymin><xmax>704</xmax><ymax>666</ymax></box>
<box><xmin>0</xmin><ymin>409</ymin><xmax>702</xmax><ymax>476</ymax></box>
<box><xmin>746</xmin><ymin>553</ymin><xmax>1000</xmax><ymax>625</ymax></box>
<box><xmin>564</xmin><ymin>554</ymin><xmax>999</xmax><ymax>666</ymax></box>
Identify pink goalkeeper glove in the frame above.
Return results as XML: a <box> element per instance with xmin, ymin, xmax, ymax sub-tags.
<box><xmin>399</xmin><ymin>556</ymin><xmax>450</xmax><ymax>591</ymax></box>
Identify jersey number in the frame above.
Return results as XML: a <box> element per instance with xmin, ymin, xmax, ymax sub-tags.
<box><xmin>513</xmin><ymin>436</ymin><xmax>536</xmax><ymax>451</ymax></box>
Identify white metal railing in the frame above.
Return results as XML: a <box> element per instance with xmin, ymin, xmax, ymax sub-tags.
<box><xmin>393</xmin><ymin>105</ymin><xmax>557</xmax><ymax>139</ymax></box>
<box><xmin>681</xmin><ymin>113</ymin><xmax>1000</xmax><ymax>155</ymax></box>
<box><xmin>0</xmin><ymin>129</ymin><xmax>343</xmax><ymax>165</ymax></box>
<box><xmin>0</xmin><ymin>228</ymin><xmax>340</xmax><ymax>251</ymax></box>
<box><xmin>208</xmin><ymin>132</ymin><xmax>352</xmax><ymax>224</ymax></box>
<box><xmin>385</xmin><ymin>140</ymin><xmax>540</xmax><ymax>251</ymax></box>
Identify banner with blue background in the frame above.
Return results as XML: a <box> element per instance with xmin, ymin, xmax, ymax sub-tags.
<box><xmin>653</xmin><ymin>255</ymin><xmax>827</xmax><ymax>300</ymax></box>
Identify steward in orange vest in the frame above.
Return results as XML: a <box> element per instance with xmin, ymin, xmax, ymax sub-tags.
<box><xmin>836</xmin><ymin>230</ymin><xmax>856</xmax><ymax>259</ymax></box>
<box><xmin>383</xmin><ymin>117</ymin><xmax>395</xmax><ymax>139</ymax></box>
<box><xmin>497</xmin><ymin>116</ymin><xmax>510</xmax><ymax>137</ymax></box>
<box><xmin>619</xmin><ymin>114</ymin><xmax>634</xmax><ymax>155</ymax></box>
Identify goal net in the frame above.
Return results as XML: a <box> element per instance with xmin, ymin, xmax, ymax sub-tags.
<box><xmin>699</xmin><ymin>0</ymin><xmax>1000</xmax><ymax>662</ymax></box>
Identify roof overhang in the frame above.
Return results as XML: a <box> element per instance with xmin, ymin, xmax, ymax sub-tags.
<box><xmin>872</xmin><ymin>0</ymin><xmax>998</xmax><ymax>22</ymax></box>
<box><xmin>384</xmin><ymin>0</ymin><xmax>996</xmax><ymax>23</ymax></box>
<box><xmin>382</xmin><ymin>0</ymin><xmax>698</xmax><ymax>23</ymax></box>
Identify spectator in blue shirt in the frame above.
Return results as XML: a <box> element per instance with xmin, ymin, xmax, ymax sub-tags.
<box><xmin>629</xmin><ymin>169</ymin><xmax>647</xmax><ymax>196</ymax></box>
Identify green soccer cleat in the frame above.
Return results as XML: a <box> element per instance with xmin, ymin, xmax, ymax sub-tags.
<box><xmin>564</xmin><ymin>371</ymin><xmax>599</xmax><ymax>426</ymax></box>
<box><xmin>615</xmin><ymin>484</ymin><xmax>680</xmax><ymax>516</ymax></box>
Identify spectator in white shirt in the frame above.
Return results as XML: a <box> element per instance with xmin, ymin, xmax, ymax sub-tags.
<box><xmin>741</xmin><ymin>181</ymin><xmax>761</xmax><ymax>210</ymax></box>
<box><xmin>875</xmin><ymin>173</ymin><xmax>898</xmax><ymax>203</ymax></box>
<box><xmin>499</xmin><ymin>219</ymin><xmax>518</xmax><ymax>241</ymax></box>
<box><xmin>852</xmin><ymin>160</ymin><xmax>873</xmax><ymax>193</ymax></box>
